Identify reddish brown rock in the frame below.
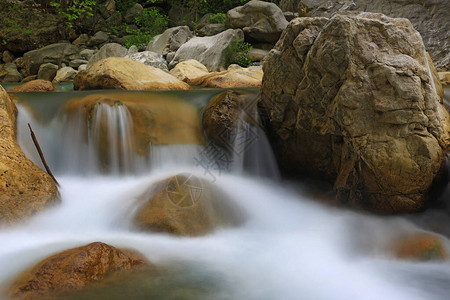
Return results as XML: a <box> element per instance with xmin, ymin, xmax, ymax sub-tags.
<box><xmin>7</xmin><ymin>242</ymin><xmax>149</xmax><ymax>300</ymax></box>
<box><xmin>0</xmin><ymin>85</ymin><xmax>59</xmax><ymax>224</ymax></box>
<box><xmin>8</xmin><ymin>79</ymin><xmax>56</xmax><ymax>92</ymax></box>
<box><xmin>392</xmin><ymin>234</ymin><xmax>448</xmax><ymax>261</ymax></box>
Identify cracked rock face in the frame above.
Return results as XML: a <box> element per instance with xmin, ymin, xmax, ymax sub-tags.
<box><xmin>260</xmin><ymin>13</ymin><xmax>450</xmax><ymax>213</ymax></box>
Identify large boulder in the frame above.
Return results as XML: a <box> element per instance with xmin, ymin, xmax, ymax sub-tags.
<box><xmin>74</xmin><ymin>57</ymin><xmax>191</xmax><ymax>91</ymax></box>
<box><xmin>169</xmin><ymin>59</ymin><xmax>210</xmax><ymax>84</ymax></box>
<box><xmin>62</xmin><ymin>93</ymin><xmax>204</xmax><ymax>171</ymax></box>
<box><xmin>0</xmin><ymin>63</ymin><xmax>22</xmax><ymax>83</ymax></box>
<box><xmin>125</xmin><ymin>51</ymin><xmax>169</xmax><ymax>71</ymax></box>
<box><xmin>260</xmin><ymin>13</ymin><xmax>450</xmax><ymax>213</ymax></box>
<box><xmin>134</xmin><ymin>173</ymin><xmax>243</xmax><ymax>236</ymax></box>
<box><xmin>298</xmin><ymin>0</ymin><xmax>450</xmax><ymax>71</ymax></box>
<box><xmin>7</xmin><ymin>242</ymin><xmax>149</xmax><ymax>300</ymax></box>
<box><xmin>191</xmin><ymin>64</ymin><xmax>263</xmax><ymax>88</ymax></box>
<box><xmin>169</xmin><ymin>29</ymin><xmax>244</xmax><ymax>72</ymax></box>
<box><xmin>146</xmin><ymin>26</ymin><xmax>193</xmax><ymax>55</ymax></box>
<box><xmin>0</xmin><ymin>85</ymin><xmax>59</xmax><ymax>223</ymax></box>
<box><xmin>22</xmin><ymin>43</ymin><xmax>80</xmax><ymax>76</ymax></box>
<box><xmin>9</xmin><ymin>80</ymin><xmax>55</xmax><ymax>92</ymax></box>
<box><xmin>86</xmin><ymin>43</ymin><xmax>128</xmax><ymax>68</ymax></box>
<box><xmin>226</xmin><ymin>0</ymin><xmax>288</xmax><ymax>43</ymax></box>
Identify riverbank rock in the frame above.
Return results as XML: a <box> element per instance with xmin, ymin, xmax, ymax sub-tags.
<box><xmin>135</xmin><ymin>173</ymin><xmax>242</xmax><ymax>236</ymax></box>
<box><xmin>53</xmin><ymin>67</ymin><xmax>78</xmax><ymax>83</ymax></box>
<box><xmin>169</xmin><ymin>59</ymin><xmax>210</xmax><ymax>84</ymax></box>
<box><xmin>203</xmin><ymin>90</ymin><xmax>258</xmax><ymax>148</ymax></box>
<box><xmin>169</xmin><ymin>29</ymin><xmax>244</xmax><ymax>72</ymax></box>
<box><xmin>87</xmin><ymin>43</ymin><xmax>128</xmax><ymax>68</ymax></box>
<box><xmin>22</xmin><ymin>43</ymin><xmax>80</xmax><ymax>76</ymax></box>
<box><xmin>260</xmin><ymin>13</ymin><xmax>450</xmax><ymax>213</ymax></box>
<box><xmin>391</xmin><ymin>234</ymin><xmax>448</xmax><ymax>261</ymax></box>
<box><xmin>146</xmin><ymin>26</ymin><xmax>193</xmax><ymax>55</ymax></box>
<box><xmin>191</xmin><ymin>65</ymin><xmax>263</xmax><ymax>88</ymax></box>
<box><xmin>37</xmin><ymin>63</ymin><xmax>58</xmax><ymax>81</ymax></box>
<box><xmin>0</xmin><ymin>85</ymin><xmax>59</xmax><ymax>224</ymax></box>
<box><xmin>0</xmin><ymin>63</ymin><xmax>22</xmax><ymax>83</ymax></box>
<box><xmin>125</xmin><ymin>51</ymin><xmax>169</xmax><ymax>71</ymax></box>
<box><xmin>9</xmin><ymin>80</ymin><xmax>55</xmax><ymax>92</ymax></box>
<box><xmin>439</xmin><ymin>72</ymin><xmax>450</xmax><ymax>85</ymax></box>
<box><xmin>7</xmin><ymin>242</ymin><xmax>149</xmax><ymax>300</ymax></box>
<box><xmin>297</xmin><ymin>0</ymin><xmax>450</xmax><ymax>71</ymax></box>
<box><xmin>226</xmin><ymin>0</ymin><xmax>288</xmax><ymax>43</ymax></box>
<box><xmin>74</xmin><ymin>57</ymin><xmax>191</xmax><ymax>91</ymax></box>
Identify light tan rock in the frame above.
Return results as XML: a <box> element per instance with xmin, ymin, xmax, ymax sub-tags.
<box><xmin>0</xmin><ymin>85</ymin><xmax>59</xmax><ymax>224</ymax></box>
<box><xmin>135</xmin><ymin>174</ymin><xmax>242</xmax><ymax>236</ymax></box>
<box><xmin>191</xmin><ymin>65</ymin><xmax>263</xmax><ymax>88</ymax></box>
<box><xmin>439</xmin><ymin>72</ymin><xmax>450</xmax><ymax>85</ymax></box>
<box><xmin>169</xmin><ymin>59</ymin><xmax>210</xmax><ymax>84</ymax></box>
<box><xmin>53</xmin><ymin>66</ymin><xmax>78</xmax><ymax>83</ymax></box>
<box><xmin>74</xmin><ymin>57</ymin><xmax>191</xmax><ymax>91</ymax></box>
<box><xmin>7</xmin><ymin>242</ymin><xmax>149</xmax><ymax>300</ymax></box>
<box><xmin>260</xmin><ymin>13</ymin><xmax>450</xmax><ymax>213</ymax></box>
<box><xmin>9</xmin><ymin>79</ymin><xmax>55</xmax><ymax>92</ymax></box>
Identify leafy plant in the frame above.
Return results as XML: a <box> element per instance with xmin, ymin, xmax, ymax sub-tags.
<box><xmin>208</xmin><ymin>13</ymin><xmax>226</xmax><ymax>24</ymax></box>
<box><xmin>224</xmin><ymin>38</ymin><xmax>253</xmax><ymax>68</ymax></box>
<box><xmin>50</xmin><ymin>0</ymin><xmax>96</xmax><ymax>29</ymax></box>
<box><xmin>124</xmin><ymin>8</ymin><xmax>169</xmax><ymax>49</ymax></box>
<box><xmin>116</xmin><ymin>0</ymin><xmax>138</xmax><ymax>15</ymax></box>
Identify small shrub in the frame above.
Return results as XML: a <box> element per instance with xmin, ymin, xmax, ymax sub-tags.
<box><xmin>224</xmin><ymin>38</ymin><xmax>253</xmax><ymax>68</ymax></box>
<box><xmin>208</xmin><ymin>13</ymin><xmax>226</xmax><ymax>24</ymax></box>
<box><xmin>124</xmin><ymin>8</ymin><xmax>169</xmax><ymax>49</ymax></box>
<box><xmin>50</xmin><ymin>0</ymin><xmax>96</xmax><ymax>29</ymax></box>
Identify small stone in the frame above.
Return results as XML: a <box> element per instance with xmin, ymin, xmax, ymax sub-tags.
<box><xmin>37</xmin><ymin>63</ymin><xmax>58</xmax><ymax>81</ymax></box>
<box><xmin>88</xmin><ymin>31</ymin><xmax>109</xmax><ymax>46</ymax></box>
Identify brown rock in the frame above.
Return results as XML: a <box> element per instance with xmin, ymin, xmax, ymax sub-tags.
<box><xmin>7</xmin><ymin>242</ymin><xmax>149</xmax><ymax>300</ymax></box>
<box><xmin>169</xmin><ymin>59</ymin><xmax>210</xmax><ymax>84</ymax></box>
<box><xmin>202</xmin><ymin>90</ymin><xmax>259</xmax><ymax>148</ymax></box>
<box><xmin>9</xmin><ymin>79</ymin><xmax>56</xmax><ymax>92</ymax></box>
<box><xmin>260</xmin><ymin>13</ymin><xmax>450</xmax><ymax>213</ymax></box>
<box><xmin>192</xmin><ymin>65</ymin><xmax>263</xmax><ymax>88</ymax></box>
<box><xmin>0</xmin><ymin>85</ymin><xmax>59</xmax><ymax>224</ymax></box>
<box><xmin>74</xmin><ymin>57</ymin><xmax>191</xmax><ymax>91</ymax></box>
<box><xmin>427</xmin><ymin>52</ymin><xmax>444</xmax><ymax>102</ymax></box>
<box><xmin>439</xmin><ymin>72</ymin><xmax>450</xmax><ymax>85</ymax></box>
<box><xmin>391</xmin><ymin>234</ymin><xmax>448</xmax><ymax>261</ymax></box>
<box><xmin>135</xmin><ymin>173</ymin><xmax>243</xmax><ymax>236</ymax></box>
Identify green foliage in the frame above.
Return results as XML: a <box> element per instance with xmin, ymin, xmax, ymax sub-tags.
<box><xmin>208</xmin><ymin>13</ymin><xmax>226</xmax><ymax>24</ymax></box>
<box><xmin>2</xmin><ymin>0</ymin><xmax>33</xmax><ymax>43</ymax></box>
<box><xmin>50</xmin><ymin>0</ymin><xmax>96</xmax><ymax>29</ymax></box>
<box><xmin>224</xmin><ymin>38</ymin><xmax>253</xmax><ymax>68</ymax></box>
<box><xmin>116</xmin><ymin>0</ymin><xmax>138</xmax><ymax>14</ymax></box>
<box><xmin>124</xmin><ymin>8</ymin><xmax>169</xmax><ymax>49</ymax></box>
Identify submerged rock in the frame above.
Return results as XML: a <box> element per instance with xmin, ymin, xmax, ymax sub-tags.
<box><xmin>191</xmin><ymin>64</ymin><xmax>263</xmax><ymax>88</ymax></box>
<box><xmin>391</xmin><ymin>234</ymin><xmax>448</xmax><ymax>261</ymax></box>
<box><xmin>260</xmin><ymin>13</ymin><xmax>450</xmax><ymax>213</ymax></box>
<box><xmin>9</xmin><ymin>79</ymin><xmax>56</xmax><ymax>92</ymax></box>
<box><xmin>135</xmin><ymin>173</ymin><xmax>243</xmax><ymax>236</ymax></box>
<box><xmin>0</xmin><ymin>85</ymin><xmax>59</xmax><ymax>224</ymax></box>
<box><xmin>74</xmin><ymin>57</ymin><xmax>191</xmax><ymax>91</ymax></box>
<box><xmin>7</xmin><ymin>242</ymin><xmax>149</xmax><ymax>300</ymax></box>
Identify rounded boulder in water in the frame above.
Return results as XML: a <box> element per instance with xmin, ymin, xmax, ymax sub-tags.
<box><xmin>134</xmin><ymin>173</ymin><xmax>244</xmax><ymax>236</ymax></box>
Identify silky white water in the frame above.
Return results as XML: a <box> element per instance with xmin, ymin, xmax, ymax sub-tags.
<box><xmin>2</xmin><ymin>90</ymin><xmax>450</xmax><ymax>299</ymax></box>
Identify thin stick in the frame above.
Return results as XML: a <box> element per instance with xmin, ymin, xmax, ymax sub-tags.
<box><xmin>28</xmin><ymin>123</ymin><xmax>60</xmax><ymax>187</ymax></box>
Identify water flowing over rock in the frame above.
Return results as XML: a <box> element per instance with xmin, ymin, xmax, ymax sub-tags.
<box><xmin>22</xmin><ymin>43</ymin><xmax>80</xmax><ymax>76</ymax></box>
<box><xmin>226</xmin><ymin>0</ymin><xmax>288</xmax><ymax>43</ymax></box>
<box><xmin>0</xmin><ymin>85</ymin><xmax>59</xmax><ymax>224</ymax></box>
<box><xmin>260</xmin><ymin>13</ymin><xmax>450</xmax><ymax>213</ymax></box>
<box><xmin>191</xmin><ymin>65</ymin><xmax>263</xmax><ymax>88</ymax></box>
<box><xmin>7</xmin><ymin>242</ymin><xmax>149</xmax><ymax>300</ymax></box>
<box><xmin>61</xmin><ymin>93</ymin><xmax>204</xmax><ymax>173</ymax></box>
<box><xmin>134</xmin><ymin>174</ymin><xmax>243</xmax><ymax>236</ymax></box>
<box><xmin>169</xmin><ymin>29</ymin><xmax>244</xmax><ymax>72</ymax></box>
<box><xmin>146</xmin><ymin>26</ymin><xmax>193</xmax><ymax>55</ymax></box>
<box><xmin>74</xmin><ymin>57</ymin><xmax>191</xmax><ymax>91</ymax></box>
<box><xmin>9</xmin><ymin>80</ymin><xmax>55</xmax><ymax>92</ymax></box>
<box><xmin>391</xmin><ymin>234</ymin><xmax>449</xmax><ymax>261</ymax></box>
<box><xmin>297</xmin><ymin>0</ymin><xmax>450</xmax><ymax>71</ymax></box>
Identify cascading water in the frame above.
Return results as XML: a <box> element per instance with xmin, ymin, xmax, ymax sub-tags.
<box><xmin>1</xmin><ymin>89</ymin><xmax>450</xmax><ymax>299</ymax></box>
